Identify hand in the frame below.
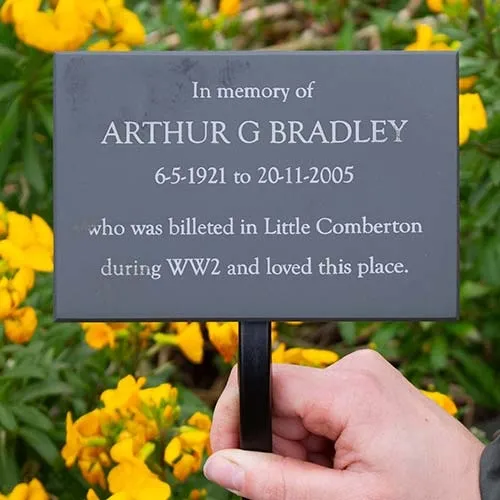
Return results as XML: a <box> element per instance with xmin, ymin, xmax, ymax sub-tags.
<box><xmin>204</xmin><ymin>349</ymin><xmax>485</xmax><ymax>500</ymax></box>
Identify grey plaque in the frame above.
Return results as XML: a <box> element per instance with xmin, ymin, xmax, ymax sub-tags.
<box><xmin>54</xmin><ymin>51</ymin><xmax>458</xmax><ymax>321</ymax></box>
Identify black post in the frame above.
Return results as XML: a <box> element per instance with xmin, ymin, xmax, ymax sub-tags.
<box><xmin>238</xmin><ymin>321</ymin><xmax>273</xmax><ymax>499</ymax></box>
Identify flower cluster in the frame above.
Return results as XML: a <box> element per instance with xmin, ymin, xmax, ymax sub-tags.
<box><xmin>82</xmin><ymin>321</ymin><xmax>163</xmax><ymax>351</ymax></box>
<box><xmin>84</xmin><ymin>320</ymin><xmax>342</xmax><ymax>369</ymax></box>
<box><xmin>0</xmin><ymin>205</ymin><xmax>53</xmax><ymax>344</ymax></box>
<box><xmin>206</xmin><ymin>321</ymin><xmax>341</xmax><ymax>367</ymax></box>
<box><xmin>0</xmin><ymin>479</ymin><xmax>49</xmax><ymax>500</ymax></box>
<box><xmin>0</xmin><ymin>0</ymin><xmax>146</xmax><ymax>53</ymax></box>
<box><xmin>405</xmin><ymin>23</ymin><xmax>488</xmax><ymax>145</ymax></box>
<box><xmin>62</xmin><ymin>375</ymin><xmax>211</xmax><ymax>500</ymax></box>
<box><xmin>82</xmin><ymin>321</ymin><xmax>205</xmax><ymax>365</ymax></box>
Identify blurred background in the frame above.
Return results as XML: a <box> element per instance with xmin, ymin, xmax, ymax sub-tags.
<box><xmin>0</xmin><ymin>0</ymin><xmax>499</xmax><ymax>498</ymax></box>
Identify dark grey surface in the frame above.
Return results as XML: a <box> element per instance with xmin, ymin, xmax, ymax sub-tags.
<box><xmin>54</xmin><ymin>51</ymin><xmax>458</xmax><ymax>321</ymax></box>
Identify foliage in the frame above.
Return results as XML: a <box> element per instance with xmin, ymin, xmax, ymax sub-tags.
<box><xmin>0</xmin><ymin>0</ymin><xmax>498</xmax><ymax>498</ymax></box>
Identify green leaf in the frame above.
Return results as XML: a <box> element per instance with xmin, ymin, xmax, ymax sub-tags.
<box><xmin>18</xmin><ymin>427</ymin><xmax>61</xmax><ymax>465</ymax></box>
<box><xmin>0</xmin><ymin>45</ymin><xmax>20</xmax><ymax>61</ymax></box>
<box><xmin>339</xmin><ymin>322</ymin><xmax>356</xmax><ymax>345</ymax></box>
<box><xmin>0</xmin><ymin>403</ymin><xmax>17</xmax><ymax>432</ymax></box>
<box><xmin>23</xmin><ymin>112</ymin><xmax>46</xmax><ymax>193</ymax></box>
<box><xmin>430</xmin><ymin>336</ymin><xmax>448</xmax><ymax>371</ymax></box>
<box><xmin>0</xmin><ymin>135</ymin><xmax>15</xmax><ymax>183</ymax></box>
<box><xmin>17</xmin><ymin>381</ymin><xmax>73</xmax><ymax>404</ymax></box>
<box><xmin>11</xmin><ymin>405</ymin><xmax>53</xmax><ymax>432</ymax></box>
<box><xmin>491</xmin><ymin>159</ymin><xmax>500</xmax><ymax>186</ymax></box>
<box><xmin>460</xmin><ymin>281</ymin><xmax>491</xmax><ymax>300</ymax></box>
<box><xmin>2</xmin><ymin>364</ymin><xmax>46</xmax><ymax>380</ymax></box>
<box><xmin>459</xmin><ymin>56</ymin><xmax>486</xmax><ymax>76</ymax></box>
<box><xmin>0</xmin><ymin>81</ymin><xmax>22</xmax><ymax>103</ymax></box>
<box><xmin>33</xmin><ymin>99</ymin><xmax>53</xmax><ymax>137</ymax></box>
<box><xmin>372</xmin><ymin>324</ymin><xmax>399</xmax><ymax>350</ymax></box>
<box><xmin>0</xmin><ymin>437</ymin><xmax>19</xmax><ymax>492</ymax></box>
<box><xmin>439</xmin><ymin>26</ymin><xmax>469</xmax><ymax>41</ymax></box>
<box><xmin>451</xmin><ymin>349</ymin><xmax>500</xmax><ymax>407</ymax></box>
<box><xmin>336</xmin><ymin>14</ymin><xmax>355</xmax><ymax>50</ymax></box>
<box><xmin>0</xmin><ymin>96</ymin><xmax>20</xmax><ymax>148</ymax></box>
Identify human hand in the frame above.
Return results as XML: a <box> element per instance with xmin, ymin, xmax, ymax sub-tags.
<box><xmin>204</xmin><ymin>350</ymin><xmax>485</xmax><ymax>500</ymax></box>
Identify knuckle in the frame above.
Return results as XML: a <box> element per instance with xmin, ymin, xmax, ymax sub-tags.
<box><xmin>344</xmin><ymin>348</ymin><xmax>386</xmax><ymax>368</ymax></box>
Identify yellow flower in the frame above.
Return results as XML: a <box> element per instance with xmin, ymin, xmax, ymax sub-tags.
<box><xmin>107</xmin><ymin>0</ymin><xmax>125</xmax><ymax>9</ymax></box>
<box><xmin>141</xmin><ymin>322</ymin><xmax>162</xmax><ymax>332</ymax></box>
<box><xmin>164</xmin><ymin>438</ymin><xmax>199</xmax><ymax>481</ymax></box>
<box><xmin>0</xmin><ymin>479</ymin><xmax>49</xmax><ymax>500</ymax></box>
<box><xmin>177</xmin><ymin>323</ymin><xmax>204</xmax><ymax>363</ymax></box>
<box><xmin>426</xmin><ymin>0</ymin><xmax>469</xmax><ymax>13</ymax></box>
<box><xmin>10</xmin><ymin>267</ymin><xmax>35</xmax><ymax>304</ymax></box>
<box><xmin>14</xmin><ymin>0</ymin><xmax>93</xmax><ymax>52</ymax></box>
<box><xmin>62</xmin><ymin>413</ymin><xmax>83</xmax><ymax>468</ymax></box>
<box><xmin>26</xmin><ymin>479</ymin><xmax>49</xmax><ymax>500</ymax></box>
<box><xmin>112</xmin><ymin>8</ymin><xmax>146</xmax><ymax>46</ymax></box>
<box><xmin>189</xmin><ymin>489</ymin><xmax>207</xmax><ymax>500</ymax></box>
<box><xmin>88</xmin><ymin>39</ymin><xmax>112</xmax><ymax>50</ymax></box>
<box><xmin>0</xmin><ymin>271</ymin><xmax>34</xmax><ymax>320</ymax></box>
<box><xmin>421</xmin><ymin>390</ymin><xmax>458</xmax><ymax>415</ymax></box>
<box><xmin>101</xmin><ymin>375</ymin><xmax>146</xmax><ymax>411</ymax></box>
<box><xmin>271</xmin><ymin>342</ymin><xmax>286</xmax><ymax>363</ymax></box>
<box><xmin>170</xmin><ymin>322</ymin><xmax>189</xmax><ymax>333</ymax></box>
<box><xmin>300</xmin><ymin>349</ymin><xmax>339</xmax><ymax>366</ymax></box>
<box><xmin>459</xmin><ymin>75</ymin><xmax>478</xmax><ymax>92</ymax></box>
<box><xmin>272</xmin><ymin>344</ymin><xmax>339</xmax><ymax>367</ymax></box>
<box><xmin>164</xmin><ymin>413</ymin><xmax>211</xmax><ymax>481</ymax></box>
<box><xmin>87</xmin><ymin>491</ymin><xmax>100</xmax><ymax>500</ymax></box>
<box><xmin>84</xmin><ymin>322</ymin><xmax>116</xmax><ymax>349</ymax></box>
<box><xmin>108</xmin><ymin>439</ymin><xmax>171</xmax><ymax>500</ymax></box>
<box><xmin>88</xmin><ymin>39</ymin><xmax>130</xmax><ymax>51</ymax></box>
<box><xmin>4</xmin><ymin>306</ymin><xmax>37</xmax><ymax>344</ymax></box>
<box><xmin>0</xmin><ymin>285</ymin><xmax>15</xmax><ymax>319</ymax></box>
<box><xmin>0</xmin><ymin>212</ymin><xmax>53</xmax><ymax>272</ymax></box>
<box><xmin>77</xmin><ymin>0</ymin><xmax>112</xmax><ymax>30</ymax></box>
<box><xmin>0</xmin><ymin>0</ymin><xmax>41</xmax><ymax>24</ymax></box>
<box><xmin>155</xmin><ymin>324</ymin><xmax>204</xmax><ymax>363</ymax></box>
<box><xmin>187</xmin><ymin>412</ymin><xmax>211</xmax><ymax>431</ymax></box>
<box><xmin>0</xmin><ymin>203</ymin><xmax>8</xmax><ymax>236</ymax></box>
<box><xmin>61</xmin><ymin>410</ymin><xmax>105</xmax><ymax>467</ymax></box>
<box><xmin>79</xmin><ymin>459</ymin><xmax>107</xmax><ymax>489</ymax></box>
<box><xmin>207</xmin><ymin>322</ymin><xmax>238</xmax><ymax>362</ymax></box>
<box><xmin>459</xmin><ymin>93</ymin><xmax>488</xmax><ymax>145</ymax></box>
<box><xmin>139</xmin><ymin>383</ymin><xmax>177</xmax><ymax>408</ymax></box>
<box><xmin>173</xmin><ymin>454</ymin><xmax>197</xmax><ymax>482</ymax></box>
<box><xmin>219</xmin><ymin>0</ymin><xmax>240</xmax><ymax>16</ymax></box>
<box><xmin>405</xmin><ymin>24</ymin><xmax>453</xmax><ymax>51</ymax></box>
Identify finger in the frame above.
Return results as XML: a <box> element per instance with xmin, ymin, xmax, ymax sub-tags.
<box><xmin>204</xmin><ymin>449</ymin><xmax>356</xmax><ymax>500</ymax></box>
<box><xmin>272</xmin><ymin>434</ymin><xmax>307</xmax><ymax>461</ymax></box>
<box><xmin>212</xmin><ymin>364</ymin><xmax>346</xmax><ymax>453</ymax></box>
<box><xmin>211</xmin><ymin>366</ymin><xmax>240</xmax><ymax>452</ymax></box>
<box><xmin>273</xmin><ymin>417</ymin><xmax>309</xmax><ymax>441</ymax></box>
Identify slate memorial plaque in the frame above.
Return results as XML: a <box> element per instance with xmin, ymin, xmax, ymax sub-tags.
<box><xmin>54</xmin><ymin>51</ymin><xmax>458</xmax><ymax>321</ymax></box>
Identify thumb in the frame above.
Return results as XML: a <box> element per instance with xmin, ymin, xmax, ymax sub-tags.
<box><xmin>203</xmin><ymin>449</ymin><xmax>353</xmax><ymax>500</ymax></box>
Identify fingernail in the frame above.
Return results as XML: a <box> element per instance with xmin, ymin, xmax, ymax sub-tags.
<box><xmin>204</xmin><ymin>451</ymin><xmax>245</xmax><ymax>495</ymax></box>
